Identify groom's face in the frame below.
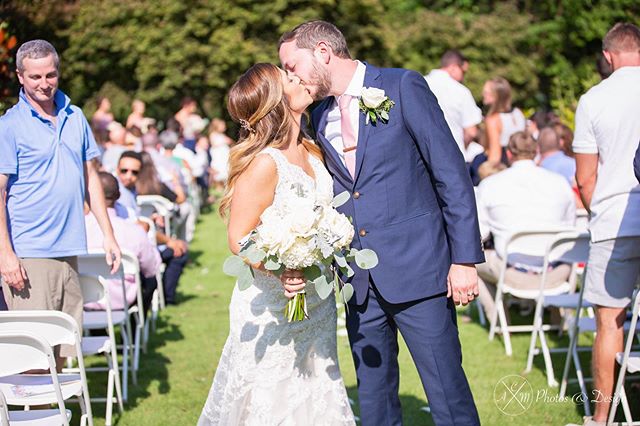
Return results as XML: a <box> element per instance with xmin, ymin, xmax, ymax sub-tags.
<box><xmin>279</xmin><ymin>40</ymin><xmax>332</xmax><ymax>101</ymax></box>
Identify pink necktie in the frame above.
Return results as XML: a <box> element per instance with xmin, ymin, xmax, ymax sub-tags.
<box><xmin>338</xmin><ymin>94</ymin><xmax>357</xmax><ymax>178</ymax></box>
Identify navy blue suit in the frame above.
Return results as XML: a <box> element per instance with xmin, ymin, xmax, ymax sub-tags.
<box><xmin>311</xmin><ymin>64</ymin><xmax>484</xmax><ymax>425</ymax></box>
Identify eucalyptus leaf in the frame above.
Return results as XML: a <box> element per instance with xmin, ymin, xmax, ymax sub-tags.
<box><xmin>355</xmin><ymin>249</ymin><xmax>379</xmax><ymax>269</ymax></box>
<box><xmin>346</xmin><ymin>264</ymin><xmax>355</xmax><ymax>277</ymax></box>
<box><xmin>236</xmin><ymin>266</ymin><xmax>254</xmax><ymax>290</ymax></box>
<box><xmin>304</xmin><ymin>265</ymin><xmax>322</xmax><ymax>281</ymax></box>
<box><xmin>223</xmin><ymin>255</ymin><xmax>249</xmax><ymax>277</ymax></box>
<box><xmin>313</xmin><ymin>275</ymin><xmax>333</xmax><ymax>300</ymax></box>
<box><xmin>335</xmin><ymin>252</ymin><xmax>347</xmax><ymax>268</ymax></box>
<box><xmin>332</xmin><ymin>191</ymin><xmax>350</xmax><ymax>208</ymax></box>
<box><xmin>244</xmin><ymin>246</ymin><xmax>266</xmax><ymax>264</ymax></box>
<box><xmin>264</xmin><ymin>258</ymin><xmax>281</xmax><ymax>271</ymax></box>
<box><xmin>318</xmin><ymin>238</ymin><xmax>334</xmax><ymax>258</ymax></box>
<box><xmin>238</xmin><ymin>239</ymin><xmax>255</xmax><ymax>255</ymax></box>
<box><xmin>380</xmin><ymin>110</ymin><xmax>389</xmax><ymax>121</ymax></box>
<box><xmin>341</xmin><ymin>283</ymin><xmax>354</xmax><ymax>303</ymax></box>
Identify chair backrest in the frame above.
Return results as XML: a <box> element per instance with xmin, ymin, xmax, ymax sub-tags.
<box><xmin>78</xmin><ymin>274</ymin><xmax>107</xmax><ymax>305</ymax></box>
<box><xmin>137</xmin><ymin>195</ymin><xmax>174</xmax><ymax>217</ymax></box>
<box><xmin>505</xmin><ymin>228</ymin><xmax>576</xmax><ymax>259</ymax></box>
<box><xmin>78</xmin><ymin>252</ymin><xmax>124</xmax><ymax>280</ymax></box>
<box><xmin>546</xmin><ymin>231</ymin><xmax>591</xmax><ymax>265</ymax></box>
<box><xmin>121</xmin><ymin>250</ymin><xmax>140</xmax><ymax>276</ymax></box>
<box><xmin>136</xmin><ymin>215</ymin><xmax>158</xmax><ymax>245</ymax></box>
<box><xmin>0</xmin><ymin>311</ymin><xmax>78</xmax><ymax>348</ymax></box>
<box><xmin>0</xmin><ymin>332</ymin><xmax>53</xmax><ymax>377</ymax></box>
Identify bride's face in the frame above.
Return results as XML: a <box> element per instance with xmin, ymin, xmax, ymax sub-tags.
<box><xmin>280</xmin><ymin>69</ymin><xmax>313</xmax><ymax>114</ymax></box>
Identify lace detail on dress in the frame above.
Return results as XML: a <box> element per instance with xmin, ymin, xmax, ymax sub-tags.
<box><xmin>198</xmin><ymin>147</ymin><xmax>354</xmax><ymax>426</ymax></box>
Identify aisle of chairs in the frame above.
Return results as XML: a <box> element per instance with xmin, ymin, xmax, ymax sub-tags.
<box><xmin>0</xmin><ymin>184</ymin><xmax>204</xmax><ymax>425</ymax></box>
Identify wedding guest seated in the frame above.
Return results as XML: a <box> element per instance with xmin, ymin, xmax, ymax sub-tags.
<box><xmin>101</xmin><ymin>122</ymin><xmax>127</xmax><ymax>174</ymax></box>
<box><xmin>475</xmin><ymin>132</ymin><xmax>576</xmax><ymax>319</ymax></box>
<box><xmin>84</xmin><ymin>172</ymin><xmax>162</xmax><ymax>310</ymax></box>
<box><xmin>137</xmin><ymin>151</ymin><xmax>186</xmax><ymax>204</ymax></box>
<box><xmin>538</xmin><ymin>127</ymin><xmax>576</xmax><ymax>185</ymax></box>
<box><xmin>116</xmin><ymin>151</ymin><xmax>143</xmax><ymax>219</ymax></box>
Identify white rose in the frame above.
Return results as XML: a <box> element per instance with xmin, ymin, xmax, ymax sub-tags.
<box><xmin>361</xmin><ymin>87</ymin><xmax>387</xmax><ymax>109</ymax></box>
<box><xmin>255</xmin><ymin>207</ymin><xmax>293</xmax><ymax>255</ymax></box>
<box><xmin>318</xmin><ymin>207</ymin><xmax>354</xmax><ymax>249</ymax></box>
<box><xmin>285</xmin><ymin>197</ymin><xmax>318</xmax><ymax>237</ymax></box>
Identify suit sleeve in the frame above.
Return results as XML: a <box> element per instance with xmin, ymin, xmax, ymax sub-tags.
<box><xmin>400</xmin><ymin>70</ymin><xmax>484</xmax><ymax>264</ymax></box>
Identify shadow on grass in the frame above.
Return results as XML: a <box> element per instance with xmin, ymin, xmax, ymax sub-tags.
<box><xmin>346</xmin><ymin>386</ymin><xmax>432</xmax><ymax>425</ymax></box>
<box><xmin>72</xmin><ymin>313</ymin><xmax>185</xmax><ymax>424</ymax></box>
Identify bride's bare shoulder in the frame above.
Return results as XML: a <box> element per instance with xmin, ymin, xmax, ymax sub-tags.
<box><xmin>236</xmin><ymin>152</ymin><xmax>278</xmax><ymax>188</ymax></box>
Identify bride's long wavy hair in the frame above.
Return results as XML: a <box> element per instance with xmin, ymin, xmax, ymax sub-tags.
<box><xmin>220</xmin><ymin>63</ymin><xmax>323</xmax><ymax>218</ymax></box>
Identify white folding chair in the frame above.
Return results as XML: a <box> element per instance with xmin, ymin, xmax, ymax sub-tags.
<box><xmin>0</xmin><ymin>331</ymin><xmax>83</xmax><ymax>426</ymax></box>
<box><xmin>525</xmin><ymin>231</ymin><xmax>590</xmax><ymax>387</ymax></box>
<box><xmin>559</xmin><ymin>282</ymin><xmax>640</xmax><ymax>416</ymax></box>
<box><xmin>608</xmin><ymin>288</ymin><xmax>640</xmax><ymax>425</ymax></box>
<box><xmin>488</xmin><ymin>228</ymin><xmax>576</xmax><ymax>356</ymax></box>
<box><xmin>77</xmin><ymin>253</ymin><xmax>134</xmax><ymax>402</ymax></box>
<box><xmin>121</xmin><ymin>250</ymin><xmax>146</xmax><ymax>372</ymax></box>
<box><xmin>78</xmin><ymin>274</ymin><xmax>125</xmax><ymax>425</ymax></box>
<box><xmin>137</xmin><ymin>195</ymin><xmax>176</xmax><ymax>237</ymax></box>
<box><xmin>0</xmin><ymin>388</ymin><xmax>71</xmax><ymax>426</ymax></box>
<box><xmin>0</xmin><ymin>311</ymin><xmax>93</xmax><ymax>426</ymax></box>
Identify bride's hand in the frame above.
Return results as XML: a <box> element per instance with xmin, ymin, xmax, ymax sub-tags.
<box><xmin>280</xmin><ymin>269</ymin><xmax>305</xmax><ymax>299</ymax></box>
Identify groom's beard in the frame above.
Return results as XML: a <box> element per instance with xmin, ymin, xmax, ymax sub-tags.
<box><xmin>309</xmin><ymin>60</ymin><xmax>332</xmax><ymax>101</ymax></box>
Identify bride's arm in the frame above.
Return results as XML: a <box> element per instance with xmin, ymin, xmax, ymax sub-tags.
<box><xmin>227</xmin><ymin>155</ymin><xmax>277</xmax><ymax>255</ymax></box>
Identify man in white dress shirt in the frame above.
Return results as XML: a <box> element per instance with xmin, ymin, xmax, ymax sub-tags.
<box><xmin>424</xmin><ymin>50</ymin><xmax>483</xmax><ymax>162</ymax></box>
<box><xmin>569</xmin><ymin>23</ymin><xmax>640</xmax><ymax>426</ymax></box>
<box><xmin>476</xmin><ymin>132</ymin><xmax>576</xmax><ymax>318</ymax></box>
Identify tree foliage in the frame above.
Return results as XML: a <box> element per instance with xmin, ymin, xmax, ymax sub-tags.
<box><xmin>1</xmin><ymin>0</ymin><xmax>639</xmax><ymax>123</ymax></box>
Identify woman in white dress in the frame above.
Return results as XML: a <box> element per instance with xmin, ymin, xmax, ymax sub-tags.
<box><xmin>198</xmin><ymin>63</ymin><xmax>355</xmax><ymax>426</ymax></box>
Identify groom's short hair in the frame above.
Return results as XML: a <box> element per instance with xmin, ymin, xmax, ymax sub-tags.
<box><xmin>279</xmin><ymin>21</ymin><xmax>351</xmax><ymax>59</ymax></box>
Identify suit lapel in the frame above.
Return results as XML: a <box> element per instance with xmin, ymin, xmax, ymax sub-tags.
<box><xmin>312</xmin><ymin>99</ymin><xmax>353</xmax><ymax>186</ymax></box>
<box><xmin>353</xmin><ymin>65</ymin><xmax>382</xmax><ymax>183</ymax></box>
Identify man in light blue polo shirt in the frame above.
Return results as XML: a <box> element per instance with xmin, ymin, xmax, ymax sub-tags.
<box><xmin>0</xmin><ymin>40</ymin><xmax>121</xmax><ymax>359</ymax></box>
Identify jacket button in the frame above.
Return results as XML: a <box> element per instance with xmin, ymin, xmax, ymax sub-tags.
<box><xmin>353</xmin><ymin>191</ymin><xmax>360</xmax><ymax>199</ymax></box>
<box><xmin>359</xmin><ymin>229</ymin><xmax>367</xmax><ymax>237</ymax></box>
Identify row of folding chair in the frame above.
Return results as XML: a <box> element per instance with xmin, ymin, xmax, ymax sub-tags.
<box><xmin>482</xmin><ymin>227</ymin><xmax>640</xmax><ymax>420</ymax></box>
<box><xmin>0</xmin><ymin>311</ymin><xmax>92</xmax><ymax>426</ymax></box>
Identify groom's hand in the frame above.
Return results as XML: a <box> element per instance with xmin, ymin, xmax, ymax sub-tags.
<box><xmin>447</xmin><ymin>263</ymin><xmax>479</xmax><ymax>306</ymax></box>
<box><xmin>280</xmin><ymin>269</ymin><xmax>305</xmax><ymax>299</ymax></box>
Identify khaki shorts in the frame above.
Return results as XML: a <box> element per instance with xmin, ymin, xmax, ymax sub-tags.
<box><xmin>584</xmin><ymin>237</ymin><xmax>640</xmax><ymax>308</ymax></box>
<box><xmin>2</xmin><ymin>257</ymin><xmax>83</xmax><ymax>357</ymax></box>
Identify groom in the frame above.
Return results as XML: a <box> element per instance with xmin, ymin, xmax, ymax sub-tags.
<box><xmin>279</xmin><ymin>21</ymin><xmax>484</xmax><ymax>425</ymax></box>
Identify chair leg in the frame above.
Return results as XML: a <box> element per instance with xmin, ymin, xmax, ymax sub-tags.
<box><xmin>539</xmin><ymin>328</ymin><xmax>558</xmax><ymax>387</ymax></box>
<box><xmin>608</xmin><ymin>360</ymin><xmax>627</xmax><ymax>425</ymax></box>
<box><xmin>476</xmin><ymin>299</ymin><xmax>486</xmax><ymax>326</ymax></box>
<box><xmin>497</xmin><ymin>302</ymin><xmax>512</xmax><ymax>356</ymax></box>
<box><xmin>133</xmin><ymin>321</ymin><xmax>141</xmax><ymax>381</ymax></box>
<box><xmin>489</xmin><ymin>291</ymin><xmax>502</xmax><ymax>341</ymax></box>
<box><xmin>526</xmin><ymin>302</ymin><xmax>543</xmax><ymax>373</ymax></box>
<box><xmin>106</xmin><ymin>369</ymin><xmax>114</xmax><ymax>426</ymax></box>
<box><xmin>573</xmin><ymin>346</ymin><xmax>591</xmax><ymax>416</ymax></box>
<box><xmin>620</xmin><ymin>386</ymin><xmax>633</xmax><ymax>425</ymax></box>
<box><xmin>560</xmin><ymin>321</ymin><xmax>579</xmax><ymax>398</ymax></box>
<box><xmin>124</xmin><ymin>320</ymin><xmax>136</xmax><ymax>386</ymax></box>
<box><xmin>120</xmin><ymin>328</ymin><xmax>129</xmax><ymax>402</ymax></box>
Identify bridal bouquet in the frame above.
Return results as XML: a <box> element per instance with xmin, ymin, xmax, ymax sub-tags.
<box><xmin>223</xmin><ymin>186</ymin><xmax>378</xmax><ymax>322</ymax></box>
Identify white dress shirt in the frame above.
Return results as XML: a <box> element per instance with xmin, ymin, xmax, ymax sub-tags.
<box><xmin>572</xmin><ymin>66</ymin><xmax>640</xmax><ymax>242</ymax></box>
<box><xmin>476</xmin><ymin>160</ymin><xmax>576</xmax><ymax>260</ymax></box>
<box><xmin>424</xmin><ymin>69</ymin><xmax>482</xmax><ymax>161</ymax></box>
<box><xmin>324</xmin><ymin>61</ymin><xmax>366</xmax><ymax>166</ymax></box>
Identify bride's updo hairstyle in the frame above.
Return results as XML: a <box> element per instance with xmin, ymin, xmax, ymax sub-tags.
<box><xmin>220</xmin><ymin>63</ymin><xmax>322</xmax><ymax>217</ymax></box>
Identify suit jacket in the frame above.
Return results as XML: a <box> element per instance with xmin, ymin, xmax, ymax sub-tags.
<box><xmin>311</xmin><ymin>64</ymin><xmax>485</xmax><ymax>305</ymax></box>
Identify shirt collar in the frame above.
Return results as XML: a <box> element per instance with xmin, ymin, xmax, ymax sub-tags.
<box><xmin>18</xmin><ymin>88</ymin><xmax>72</xmax><ymax>119</ymax></box>
<box><xmin>342</xmin><ymin>60</ymin><xmax>366</xmax><ymax>98</ymax></box>
<box><xmin>510</xmin><ymin>159</ymin><xmax>537</xmax><ymax>169</ymax></box>
<box><xmin>427</xmin><ymin>69</ymin><xmax>450</xmax><ymax>79</ymax></box>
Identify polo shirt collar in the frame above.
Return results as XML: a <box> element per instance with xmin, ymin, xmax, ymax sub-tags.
<box><xmin>18</xmin><ymin>88</ymin><xmax>73</xmax><ymax>120</ymax></box>
<box><xmin>342</xmin><ymin>60</ymin><xmax>366</xmax><ymax>98</ymax></box>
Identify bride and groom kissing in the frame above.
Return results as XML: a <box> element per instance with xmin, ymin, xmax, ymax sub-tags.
<box><xmin>199</xmin><ymin>20</ymin><xmax>485</xmax><ymax>426</ymax></box>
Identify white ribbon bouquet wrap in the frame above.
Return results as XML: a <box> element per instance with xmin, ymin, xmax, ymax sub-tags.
<box><xmin>223</xmin><ymin>187</ymin><xmax>378</xmax><ymax>322</ymax></box>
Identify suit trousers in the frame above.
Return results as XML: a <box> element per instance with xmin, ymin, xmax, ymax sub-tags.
<box><xmin>346</xmin><ymin>281</ymin><xmax>480</xmax><ymax>426</ymax></box>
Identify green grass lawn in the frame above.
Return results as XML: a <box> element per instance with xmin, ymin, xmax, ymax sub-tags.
<box><xmin>79</xmin><ymin>207</ymin><xmax>638</xmax><ymax>425</ymax></box>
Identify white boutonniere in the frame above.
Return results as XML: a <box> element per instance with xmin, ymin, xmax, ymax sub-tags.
<box><xmin>359</xmin><ymin>87</ymin><xmax>395</xmax><ymax>125</ymax></box>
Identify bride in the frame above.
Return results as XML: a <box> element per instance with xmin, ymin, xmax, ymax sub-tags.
<box><xmin>198</xmin><ymin>63</ymin><xmax>355</xmax><ymax>425</ymax></box>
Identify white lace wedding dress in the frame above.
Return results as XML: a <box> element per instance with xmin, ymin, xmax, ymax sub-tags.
<box><xmin>198</xmin><ymin>147</ymin><xmax>356</xmax><ymax>426</ymax></box>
